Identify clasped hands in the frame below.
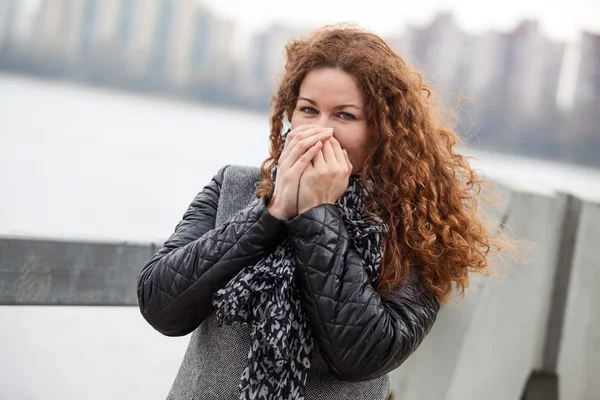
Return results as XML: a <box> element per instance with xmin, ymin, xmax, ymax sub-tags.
<box><xmin>267</xmin><ymin>124</ymin><xmax>353</xmax><ymax>221</ymax></box>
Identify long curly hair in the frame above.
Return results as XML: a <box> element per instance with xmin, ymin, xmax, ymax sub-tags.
<box><xmin>256</xmin><ymin>25</ymin><xmax>513</xmax><ymax>303</ymax></box>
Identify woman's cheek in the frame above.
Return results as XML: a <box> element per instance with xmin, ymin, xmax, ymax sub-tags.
<box><xmin>290</xmin><ymin>112</ymin><xmax>307</xmax><ymax>129</ymax></box>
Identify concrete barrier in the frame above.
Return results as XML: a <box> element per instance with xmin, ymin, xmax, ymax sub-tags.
<box><xmin>389</xmin><ymin>190</ymin><xmax>572</xmax><ymax>400</ymax></box>
<box><xmin>0</xmin><ymin>237</ymin><xmax>154</xmax><ymax>305</ymax></box>
<box><xmin>557</xmin><ymin>200</ymin><xmax>600</xmax><ymax>400</ymax></box>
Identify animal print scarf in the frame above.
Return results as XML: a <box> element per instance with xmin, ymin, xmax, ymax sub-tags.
<box><xmin>213</xmin><ymin>134</ymin><xmax>385</xmax><ymax>400</ymax></box>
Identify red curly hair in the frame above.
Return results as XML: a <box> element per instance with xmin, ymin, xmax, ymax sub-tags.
<box><xmin>256</xmin><ymin>25</ymin><xmax>510</xmax><ymax>303</ymax></box>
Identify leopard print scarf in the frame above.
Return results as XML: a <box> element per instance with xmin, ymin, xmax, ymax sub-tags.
<box><xmin>213</xmin><ymin>135</ymin><xmax>385</xmax><ymax>400</ymax></box>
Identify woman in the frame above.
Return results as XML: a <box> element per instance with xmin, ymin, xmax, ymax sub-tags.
<box><xmin>137</xmin><ymin>26</ymin><xmax>505</xmax><ymax>400</ymax></box>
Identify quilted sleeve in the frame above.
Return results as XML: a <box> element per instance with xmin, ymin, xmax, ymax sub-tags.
<box><xmin>137</xmin><ymin>166</ymin><xmax>286</xmax><ymax>337</ymax></box>
<box><xmin>286</xmin><ymin>204</ymin><xmax>440</xmax><ymax>382</ymax></box>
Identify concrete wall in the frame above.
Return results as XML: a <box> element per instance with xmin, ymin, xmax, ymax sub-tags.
<box><xmin>389</xmin><ymin>189</ymin><xmax>567</xmax><ymax>399</ymax></box>
<box><xmin>557</xmin><ymin>200</ymin><xmax>600</xmax><ymax>400</ymax></box>
<box><xmin>0</xmin><ymin>237</ymin><xmax>154</xmax><ymax>305</ymax></box>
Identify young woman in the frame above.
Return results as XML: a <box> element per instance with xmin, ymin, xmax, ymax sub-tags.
<box><xmin>137</xmin><ymin>26</ymin><xmax>505</xmax><ymax>400</ymax></box>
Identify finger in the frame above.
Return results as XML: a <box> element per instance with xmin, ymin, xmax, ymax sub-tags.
<box><xmin>291</xmin><ymin>127</ymin><xmax>332</xmax><ymax>147</ymax></box>
<box><xmin>280</xmin><ymin>127</ymin><xmax>333</xmax><ymax>166</ymax></box>
<box><xmin>285</xmin><ymin>124</ymin><xmax>315</xmax><ymax>145</ymax></box>
<box><xmin>289</xmin><ymin>140</ymin><xmax>323</xmax><ymax>176</ymax></box>
<box><xmin>312</xmin><ymin>146</ymin><xmax>325</xmax><ymax>167</ymax></box>
<box><xmin>279</xmin><ymin>125</ymin><xmax>313</xmax><ymax>162</ymax></box>
<box><xmin>328</xmin><ymin>136</ymin><xmax>346</xmax><ymax>165</ymax></box>
<box><xmin>280</xmin><ymin>126</ymin><xmax>331</xmax><ymax>163</ymax></box>
<box><xmin>281</xmin><ymin>133</ymin><xmax>331</xmax><ymax>170</ymax></box>
<box><xmin>286</xmin><ymin>124</ymin><xmax>325</xmax><ymax>147</ymax></box>
<box><xmin>343</xmin><ymin>149</ymin><xmax>353</xmax><ymax>173</ymax></box>
<box><xmin>321</xmin><ymin>139</ymin><xmax>336</xmax><ymax>164</ymax></box>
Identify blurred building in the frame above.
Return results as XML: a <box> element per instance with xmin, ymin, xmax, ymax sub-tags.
<box><xmin>557</xmin><ymin>31</ymin><xmax>600</xmax><ymax>147</ymax></box>
<box><xmin>204</xmin><ymin>17</ymin><xmax>234</xmax><ymax>86</ymax></box>
<box><xmin>410</xmin><ymin>13</ymin><xmax>466</xmax><ymax>94</ymax></box>
<box><xmin>90</xmin><ymin>0</ymin><xmax>133</xmax><ymax>55</ymax></box>
<box><xmin>388</xmin><ymin>13</ymin><xmax>480</xmax><ymax>107</ymax></box>
<box><xmin>503</xmin><ymin>21</ymin><xmax>549</xmax><ymax>116</ymax></box>
<box><xmin>83</xmin><ymin>0</ymin><xmax>135</xmax><ymax>79</ymax></box>
<box><xmin>126</xmin><ymin>0</ymin><xmax>233</xmax><ymax>89</ymax></box>
<box><xmin>147</xmin><ymin>0</ymin><xmax>174</xmax><ymax>81</ymax></box>
<box><xmin>472</xmin><ymin>21</ymin><xmax>565</xmax><ymax>148</ymax></box>
<box><xmin>242</xmin><ymin>25</ymin><xmax>299</xmax><ymax>97</ymax></box>
<box><xmin>168</xmin><ymin>0</ymin><xmax>233</xmax><ymax>87</ymax></box>
<box><xmin>127</xmin><ymin>0</ymin><xmax>160</xmax><ymax>79</ymax></box>
<box><xmin>0</xmin><ymin>0</ymin><xmax>17</xmax><ymax>51</ymax></box>
<box><xmin>31</xmin><ymin>0</ymin><xmax>136</xmax><ymax>76</ymax></box>
<box><xmin>466</xmin><ymin>31</ymin><xmax>507</xmax><ymax>96</ymax></box>
<box><xmin>573</xmin><ymin>32</ymin><xmax>600</xmax><ymax>107</ymax></box>
<box><xmin>34</xmin><ymin>0</ymin><xmax>86</xmax><ymax>66</ymax></box>
<box><xmin>0</xmin><ymin>0</ymin><xmax>39</xmax><ymax>57</ymax></box>
<box><xmin>187</xmin><ymin>8</ymin><xmax>234</xmax><ymax>88</ymax></box>
<box><xmin>169</xmin><ymin>0</ymin><xmax>200</xmax><ymax>87</ymax></box>
<box><xmin>541</xmin><ymin>39</ymin><xmax>566</xmax><ymax>105</ymax></box>
<box><xmin>386</xmin><ymin>29</ymin><xmax>413</xmax><ymax>64</ymax></box>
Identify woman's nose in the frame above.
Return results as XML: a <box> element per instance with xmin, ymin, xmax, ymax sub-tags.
<box><xmin>314</xmin><ymin>117</ymin><xmax>333</xmax><ymax>130</ymax></box>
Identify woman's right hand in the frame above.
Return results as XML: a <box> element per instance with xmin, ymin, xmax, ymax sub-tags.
<box><xmin>267</xmin><ymin>125</ymin><xmax>333</xmax><ymax>220</ymax></box>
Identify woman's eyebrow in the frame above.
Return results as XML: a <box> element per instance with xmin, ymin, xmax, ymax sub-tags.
<box><xmin>334</xmin><ymin>104</ymin><xmax>361</xmax><ymax>110</ymax></box>
<box><xmin>298</xmin><ymin>97</ymin><xmax>361</xmax><ymax>110</ymax></box>
<box><xmin>298</xmin><ymin>97</ymin><xmax>317</xmax><ymax>105</ymax></box>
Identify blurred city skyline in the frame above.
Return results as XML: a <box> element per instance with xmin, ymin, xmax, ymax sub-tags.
<box><xmin>0</xmin><ymin>0</ymin><xmax>598</xmax><ymax>168</ymax></box>
<box><xmin>208</xmin><ymin>0</ymin><xmax>600</xmax><ymax>44</ymax></box>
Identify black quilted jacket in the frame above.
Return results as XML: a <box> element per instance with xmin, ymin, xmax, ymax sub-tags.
<box><xmin>137</xmin><ymin>166</ymin><xmax>440</xmax><ymax>382</ymax></box>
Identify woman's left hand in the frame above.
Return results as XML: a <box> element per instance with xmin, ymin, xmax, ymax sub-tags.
<box><xmin>297</xmin><ymin>136</ymin><xmax>353</xmax><ymax>215</ymax></box>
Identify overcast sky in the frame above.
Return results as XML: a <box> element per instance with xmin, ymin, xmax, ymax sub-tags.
<box><xmin>205</xmin><ymin>0</ymin><xmax>599</xmax><ymax>42</ymax></box>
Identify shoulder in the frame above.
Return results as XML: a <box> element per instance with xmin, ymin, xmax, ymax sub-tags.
<box><xmin>212</xmin><ymin>165</ymin><xmax>264</xmax><ymax>225</ymax></box>
<box><xmin>211</xmin><ymin>164</ymin><xmax>260</xmax><ymax>185</ymax></box>
<box><xmin>221</xmin><ymin>165</ymin><xmax>261</xmax><ymax>182</ymax></box>
<box><xmin>218</xmin><ymin>165</ymin><xmax>262</xmax><ymax>191</ymax></box>
<box><xmin>216</xmin><ymin>164</ymin><xmax>263</xmax><ymax>200</ymax></box>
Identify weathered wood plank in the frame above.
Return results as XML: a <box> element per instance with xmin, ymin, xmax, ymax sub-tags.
<box><xmin>0</xmin><ymin>237</ymin><xmax>157</xmax><ymax>305</ymax></box>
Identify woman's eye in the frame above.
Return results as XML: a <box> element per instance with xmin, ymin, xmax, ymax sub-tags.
<box><xmin>338</xmin><ymin>112</ymin><xmax>356</xmax><ymax>120</ymax></box>
<box><xmin>301</xmin><ymin>107</ymin><xmax>317</xmax><ymax>114</ymax></box>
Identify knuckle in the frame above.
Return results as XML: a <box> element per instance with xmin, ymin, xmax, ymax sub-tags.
<box><xmin>294</xmin><ymin>125</ymin><xmax>308</xmax><ymax>134</ymax></box>
<box><xmin>285</xmin><ymin>141</ymin><xmax>296</xmax><ymax>152</ymax></box>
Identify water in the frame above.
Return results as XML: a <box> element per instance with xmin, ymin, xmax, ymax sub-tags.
<box><xmin>1</xmin><ymin>74</ymin><xmax>599</xmax><ymax>400</ymax></box>
<box><xmin>1</xmin><ymin>74</ymin><xmax>600</xmax><ymax>245</ymax></box>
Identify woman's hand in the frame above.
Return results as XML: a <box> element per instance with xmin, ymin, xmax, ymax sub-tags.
<box><xmin>297</xmin><ymin>136</ymin><xmax>353</xmax><ymax>215</ymax></box>
<box><xmin>267</xmin><ymin>125</ymin><xmax>333</xmax><ymax>220</ymax></box>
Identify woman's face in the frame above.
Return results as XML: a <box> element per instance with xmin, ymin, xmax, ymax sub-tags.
<box><xmin>290</xmin><ymin>68</ymin><xmax>371</xmax><ymax>173</ymax></box>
